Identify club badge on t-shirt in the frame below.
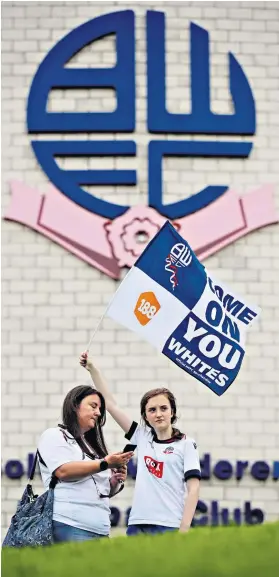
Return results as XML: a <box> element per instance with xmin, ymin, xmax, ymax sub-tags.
<box><xmin>163</xmin><ymin>446</ymin><xmax>174</xmax><ymax>454</ymax></box>
<box><xmin>144</xmin><ymin>456</ymin><xmax>164</xmax><ymax>478</ymax></box>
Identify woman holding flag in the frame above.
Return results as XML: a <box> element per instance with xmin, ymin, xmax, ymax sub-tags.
<box><xmin>80</xmin><ymin>352</ymin><xmax>201</xmax><ymax>535</ymax></box>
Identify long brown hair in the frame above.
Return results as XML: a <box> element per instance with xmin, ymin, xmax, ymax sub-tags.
<box><xmin>140</xmin><ymin>387</ymin><xmax>184</xmax><ymax>440</ymax></box>
<box><xmin>60</xmin><ymin>385</ymin><xmax>108</xmax><ymax>458</ymax></box>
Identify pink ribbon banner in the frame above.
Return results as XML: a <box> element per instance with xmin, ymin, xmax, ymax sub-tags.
<box><xmin>4</xmin><ymin>181</ymin><xmax>278</xmax><ymax>279</ymax></box>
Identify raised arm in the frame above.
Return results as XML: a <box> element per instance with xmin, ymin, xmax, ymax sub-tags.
<box><xmin>80</xmin><ymin>352</ymin><xmax>133</xmax><ymax>434</ymax></box>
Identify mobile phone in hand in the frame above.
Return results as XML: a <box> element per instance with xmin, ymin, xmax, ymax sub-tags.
<box><xmin>123</xmin><ymin>444</ymin><xmax>137</xmax><ymax>453</ymax></box>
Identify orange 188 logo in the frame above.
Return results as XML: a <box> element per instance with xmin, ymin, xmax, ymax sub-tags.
<box><xmin>134</xmin><ymin>291</ymin><xmax>161</xmax><ymax>326</ymax></box>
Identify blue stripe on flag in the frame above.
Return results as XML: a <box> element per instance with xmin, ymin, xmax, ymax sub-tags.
<box><xmin>135</xmin><ymin>221</ymin><xmax>207</xmax><ymax>310</ymax></box>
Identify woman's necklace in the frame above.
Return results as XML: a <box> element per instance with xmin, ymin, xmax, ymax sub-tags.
<box><xmin>81</xmin><ymin>435</ymin><xmax>99</xmax><ymax>459</ymax></box>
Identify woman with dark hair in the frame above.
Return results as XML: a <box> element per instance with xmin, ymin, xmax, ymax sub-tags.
<box><xmin>38</xmin><ymin>385</ymin><xmax>133</xmax><ymax>543</ymax></box>
<box><xmin>80</xmin><ymin>353</ymin><xmax>201</xmax><ymax>537</ymax></box>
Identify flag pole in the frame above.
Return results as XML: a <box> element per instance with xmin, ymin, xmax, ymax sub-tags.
<box><xmin>85</xmin><ymin>267</ymin><xmax>133</xmax><ymax>352</ymax></box>
<box><xmin>85</xmin><ymin>307</ymin><xmax>109</xmax><ymax>353</ymax></box>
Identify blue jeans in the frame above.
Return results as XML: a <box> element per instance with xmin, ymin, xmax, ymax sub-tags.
<box><xmin>127</xmin><ymin>524</ymin><xmax>178</xmax><ymax>536</ymax></box>
<box><xmin>52</xmin><ymin>520</ymin><xmax>109</xmax><ymax>543</ymax></box>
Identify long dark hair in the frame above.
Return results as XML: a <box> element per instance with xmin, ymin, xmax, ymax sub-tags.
<box><xmin>140</xmin><ymin>387</ymin><xmax>184</xmax><ymax>440</ymax></box>
<box><xmin>60</xmin><ymin>385</ymin><xmax>108</xmax><ymax>458</ymax></box>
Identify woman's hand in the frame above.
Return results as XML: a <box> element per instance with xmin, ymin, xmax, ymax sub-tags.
<box><xmin>105</xmin><ymin>451</ymin><xmax>133</xmax><ymax>469</ymax></box>
<box><xmin>110</xmin><ymin>465</ymin><xmax>127</xmax><ymax>486</ymax></box>
<box><xmin>79</xmin><ymin>351</ymin><xmax>94</xmax><ymax>372</ymax></box>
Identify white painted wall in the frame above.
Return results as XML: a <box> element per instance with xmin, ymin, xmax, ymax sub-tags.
<box><xmin>2</xmin><ymin>1</ymin><xmax>279</xmax><ymax>536</ymax></box>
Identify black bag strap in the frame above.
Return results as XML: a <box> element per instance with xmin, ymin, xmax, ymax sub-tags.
<box><xmin>28</xmin><ymin>450</ymin><xmax>46</xmax><ymax>481</ymax></box>
<box><xmin>27</xmin><ymin>450</ymin><xmax>58</xmax><ymax>498</ymax></box>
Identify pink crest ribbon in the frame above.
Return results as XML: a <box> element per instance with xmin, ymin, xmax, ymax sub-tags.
<box><xmin>4</xmin><ymin>181</ymin><xmax>278</xmax><ymax>279</ymax></box>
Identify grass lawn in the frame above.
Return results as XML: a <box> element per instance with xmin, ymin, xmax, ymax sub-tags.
<box><xmin>2</xmin><ymin>522</ymin><xmax>279</xmax><ymax>577</ymax></box>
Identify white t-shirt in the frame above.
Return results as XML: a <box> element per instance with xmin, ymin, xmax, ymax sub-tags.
<box><xmin>125</xmin><ymin>422</ymin><xmax>201</xmax><ymax>528</ymax></box>
<box><xmin>38</xmin><ymin>427</ymin><xmax>111</xmax><ymax>535</ymax></box>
